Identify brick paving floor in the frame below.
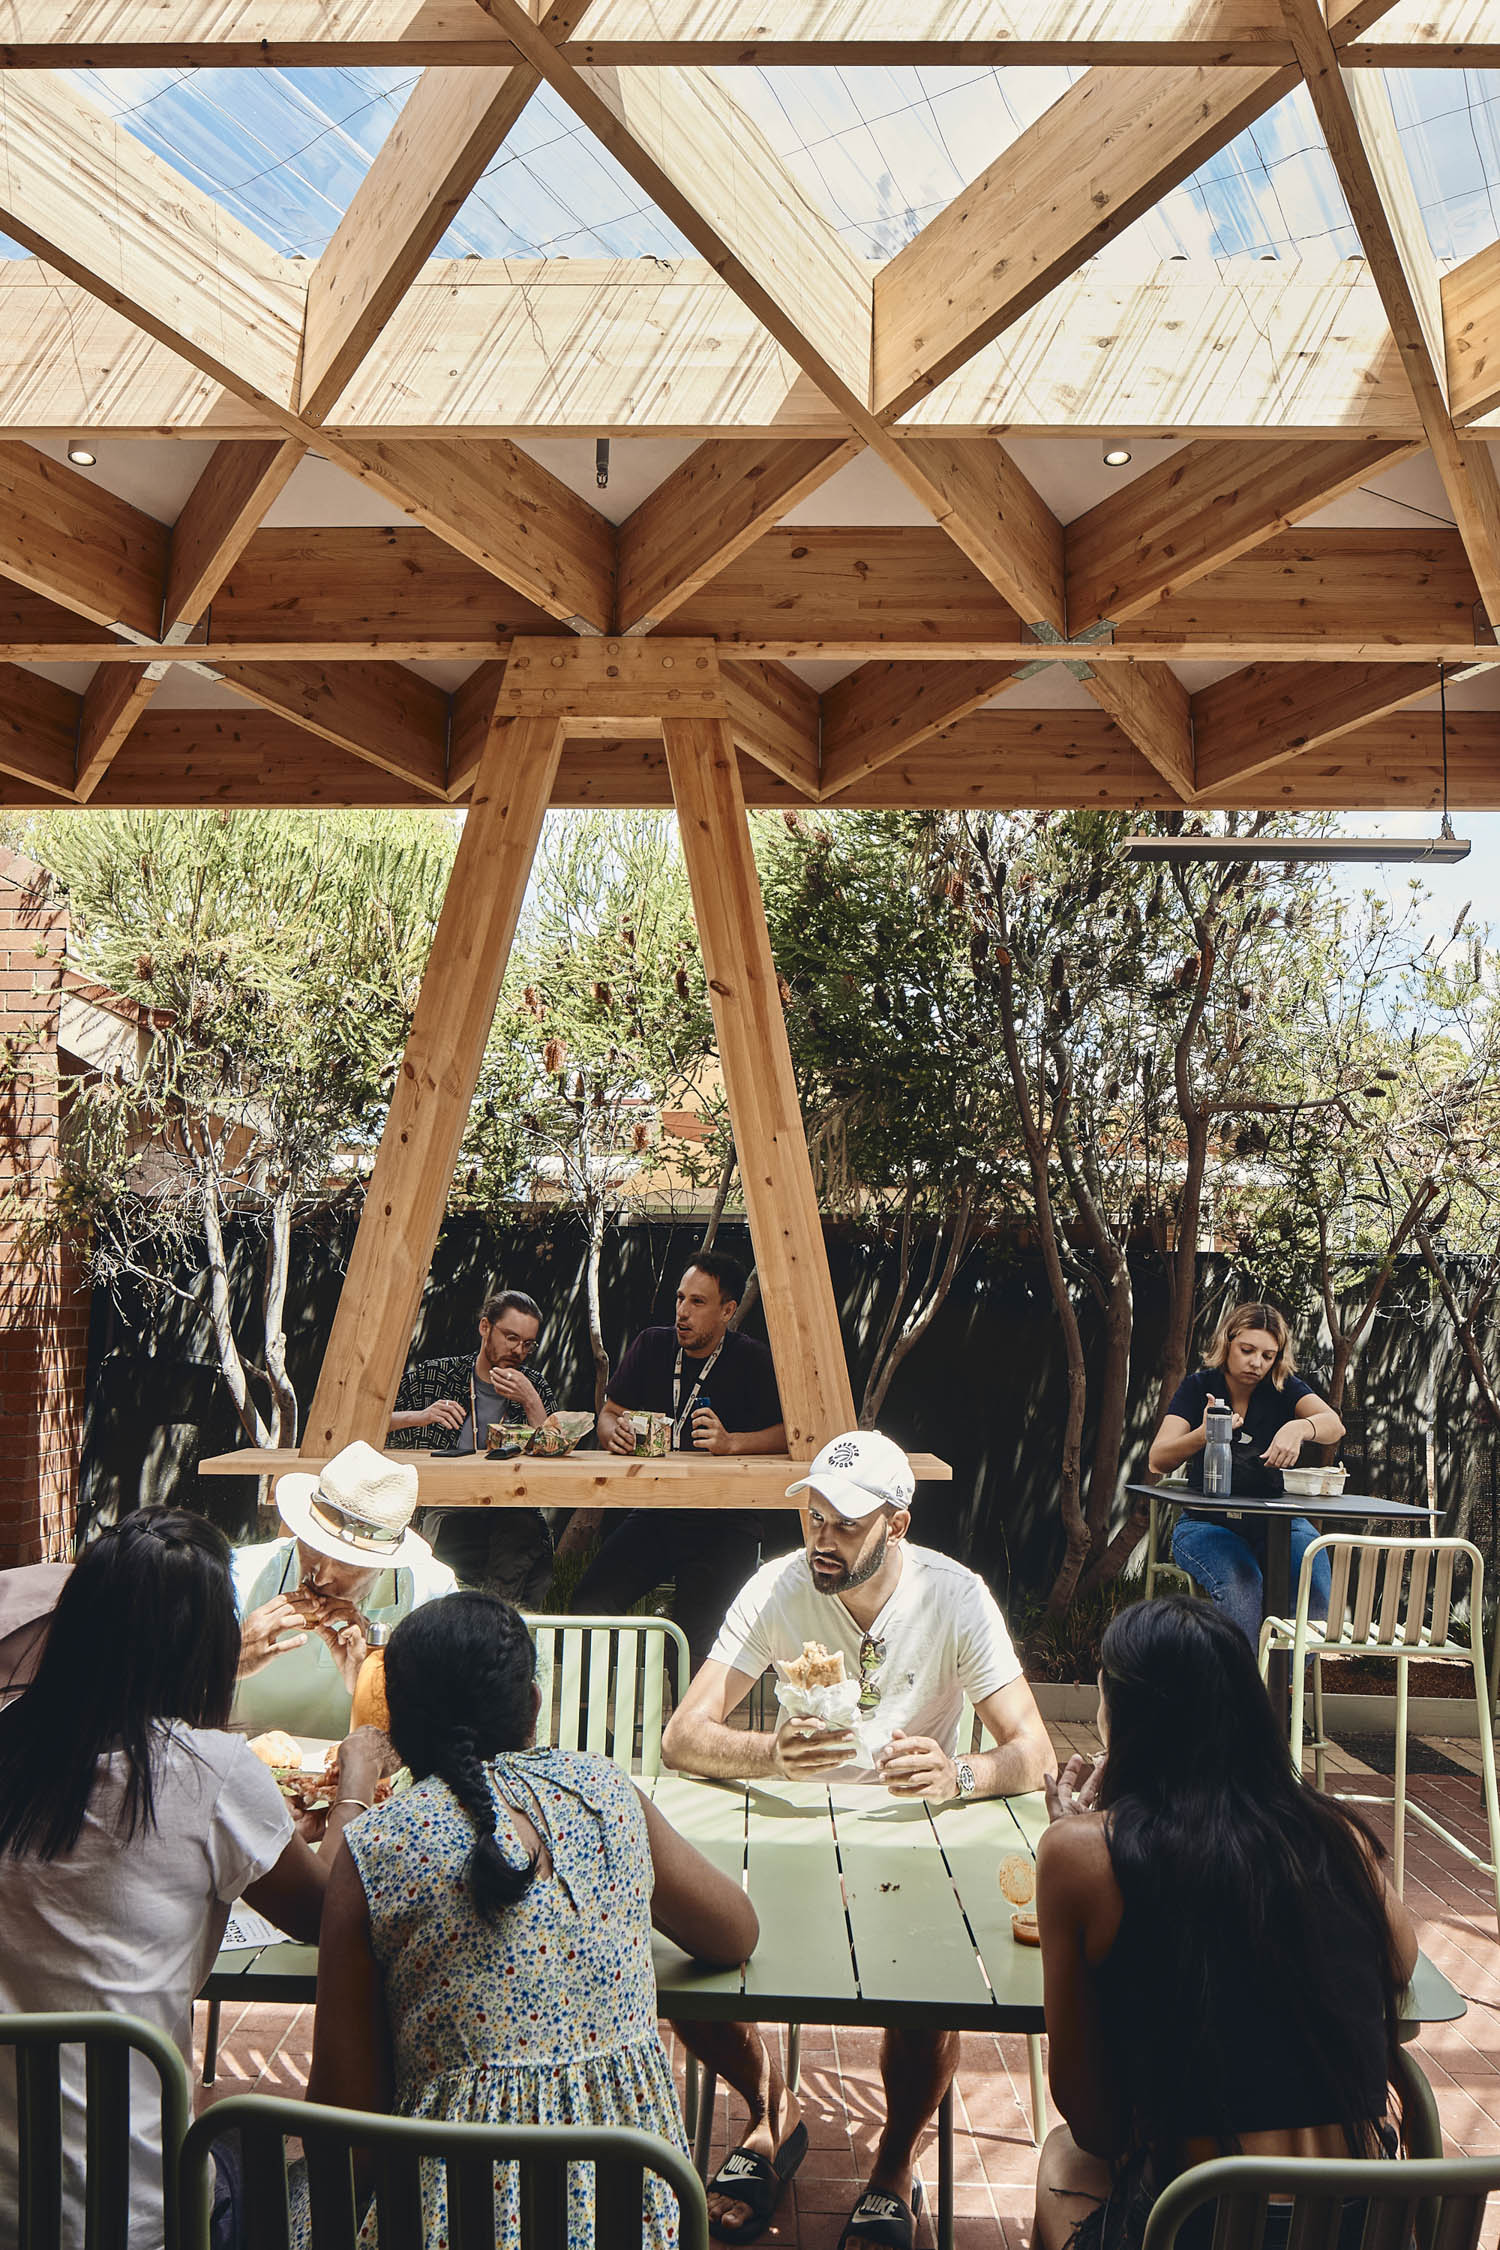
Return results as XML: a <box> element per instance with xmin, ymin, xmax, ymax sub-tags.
<box><xmin>195</xmin><ymin>1717</ymin><xmax>1500</xmax><ymax>2248</ymax></box>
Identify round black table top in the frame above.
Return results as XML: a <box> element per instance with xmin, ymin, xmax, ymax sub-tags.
<box><xmin>1125</xmin><ymin>1482</ymin><xmax>1432</xmax><ymax>1521</ymax></box>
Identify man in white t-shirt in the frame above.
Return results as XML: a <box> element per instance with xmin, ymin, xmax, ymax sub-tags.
<box><xmin>661</xmin><ymin>1429</ymin><xmax>1052</xmax><ymax>2250</ymax></box>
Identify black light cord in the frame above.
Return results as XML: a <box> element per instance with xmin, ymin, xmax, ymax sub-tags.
<box><xmin>1438</xmin><ymin>662</ymin><xmax>1455</xmax><ymax>843</ymax></box>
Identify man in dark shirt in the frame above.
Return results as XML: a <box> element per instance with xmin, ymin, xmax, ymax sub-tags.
<box><xmin>387</xmin><ymin>1287</ymin><xmax>560</xmax><ymax>1606</ymax></box>
<box><xmin>572</xmin><ymin>1251</ymin><xmax>788</xmax><ymax>1664</ymax></box>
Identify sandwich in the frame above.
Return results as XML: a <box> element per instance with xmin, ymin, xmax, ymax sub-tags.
<box><xmin>284</xmin><ymin>1585</ymin><xmax>367</xmax><ymax>1640</ymax></box>
<box><xmin>247</xmin><ymin>1732</ymin><xmax>392</xmax><ymax>1814</ymax></box>
<box><xmin>248</xmin><ymin>1729</ymin><xmax>314</xmax><ymax>1808</ymax></box>
<box><xmin>781</xmin><ymin>1640</ymin><xmax>846</xmax><ymax>1689</ymax></box>
<box><xmin>248</xmin><ymin>1729</ymin><xmax>302</xmax><ymax>1772</ymax></box>
<box><xmin>298</xmin><ymin>1746</ymin><xmax>395</xmax><ymax>1813</ymax></box>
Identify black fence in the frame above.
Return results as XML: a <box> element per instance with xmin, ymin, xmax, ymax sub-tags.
<box><xmin>78</xmin><ymin>1214</ymin><xmax>1500</xmax><ymax>1608</ymax></box>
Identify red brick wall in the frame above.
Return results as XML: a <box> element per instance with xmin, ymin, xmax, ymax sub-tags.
<box><xmin>0</xmin><ymin>847</ymin><xmax>89</xmax><ymax>1564</ymax></box>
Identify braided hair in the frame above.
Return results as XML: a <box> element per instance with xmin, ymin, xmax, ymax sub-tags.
<box><xmin>382</xmin><ymin>1592</ymin><xmax>541</xmax><ymax>1918</ymax></box>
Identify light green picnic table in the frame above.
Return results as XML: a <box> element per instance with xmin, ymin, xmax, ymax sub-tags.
<box><xmin>645</xmin><ymin>1774</ymin><xmax>1045</xmax><ymax>2032</ymax></box>
<box><xmin>203</xmin><ymin>1777</ymin><xmax>1464</xmax><ymax>2250</ymax></box>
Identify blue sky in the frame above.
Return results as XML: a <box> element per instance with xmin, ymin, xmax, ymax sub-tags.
<box><xmin>1330</xmin><ymin>810</ymin><xmax>1500</xmax><ymax>945</ymax></box>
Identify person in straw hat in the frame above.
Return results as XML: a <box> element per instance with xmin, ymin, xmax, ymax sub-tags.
<box><xmin>231</xmin><ymin>1441</ymin><xmax>457</xmax><ymax>1742</ymax></box>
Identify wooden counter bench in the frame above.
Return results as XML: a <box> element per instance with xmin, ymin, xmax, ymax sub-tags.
<box><xmin>197</xmin><ymin>1447</ymin><xmax>953</xmax><ymax>1507</ymax></box>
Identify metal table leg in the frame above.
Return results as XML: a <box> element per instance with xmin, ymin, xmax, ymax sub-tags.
<box><xmin>937</xmin><ymin>2084</ymin><xmax>954</xmax><ymax>2250</ymax></box>
<box><xmin>1264</xmin><ymin>1514</ymin><xmax>1293</xmax><ymax>1710</ymax></box>
<box><xmin>693</xmin><ymin>2066</ymin><xmax>718</xmax><ymax>2179</ymax></box>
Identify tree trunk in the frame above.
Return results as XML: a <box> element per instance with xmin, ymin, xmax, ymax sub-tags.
<box><xmin>861</xmin><ymin>1186</ymin><xmax>976</xmax><ymax>1426</ymax></box>
<box><xmin>698</xmin><ymin>1145</ymin><xmax>737</xmax><ymax>1254</ymax></box>
<box><xmin>992</xmin><ymin>945</ymin><xmax>1089</xmax><ymax>1615</ymax></box>
<box><xmin>197</xmin><ymin>1144</ymin><xmax>272</xmax><ymax>1449</ymax></box>
<box><xmin>1078</xmin><ymin>1254</ymin><xmax>1136</xmax><ymax>1592</ymax></box>
<box><xmin>1320</xmin><ymin>1184</ymin><xmax>1436</xmax><ymax>1415</ymax></box>
<box><xmin>1056</xmin><ymin>1109</ymin><xmax>1133</xmax><ymax>1566</ymax></box>
<box><xmin>585</xmin><ymin>1194</ymin><xmax>610</xmax><ymax>1414</ymax></box>
<box><xmin>1416</xmin><ymin>1227</ymin><xmax>1500</xmax><ymax>1427</ymax></box>
<box><xmin>261</xmin><ymin>1185</ymin><xmax>300</xmax><ymax>1448</ymax></box>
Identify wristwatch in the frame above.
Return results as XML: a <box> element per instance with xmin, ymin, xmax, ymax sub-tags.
<box><xmin>955</xmin><ymin>1760</ymin><xmax>976</xmax><ymax>1799</ymax></box>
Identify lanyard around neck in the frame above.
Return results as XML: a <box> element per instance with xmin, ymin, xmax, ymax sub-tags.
<box><xmin>672</xmin><ymin>1340</ymin><xmax>724</xmax><ymax>1447</ymax></box>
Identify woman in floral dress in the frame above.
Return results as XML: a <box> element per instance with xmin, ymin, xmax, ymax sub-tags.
<box><xmin>308</xmin><ymin>1592</ymin><xmax>757</xmax><ymax>2249</ymax></box>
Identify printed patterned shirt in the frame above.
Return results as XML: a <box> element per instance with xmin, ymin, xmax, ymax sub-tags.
<box><xmin>390</xmin><ymin>1352</ymin><xmax>559</xmax><ymax>1455</ymax></box>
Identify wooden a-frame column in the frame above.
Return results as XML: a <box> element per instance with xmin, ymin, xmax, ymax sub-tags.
<box><xmin>663</xmin><ymin>715</ymin><xmax>857</xmax><ymax>1452</ymax></box>
<box><xmin>303</xmin><ymin>704</ymin><xmax>565</xmax><ymax>1454</ymax></box>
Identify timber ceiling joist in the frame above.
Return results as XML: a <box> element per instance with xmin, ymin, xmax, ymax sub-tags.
<box><xmin>3</xmin><ymin>9</ymin><xmax>1500</xmax><ymax>812</ymax></box>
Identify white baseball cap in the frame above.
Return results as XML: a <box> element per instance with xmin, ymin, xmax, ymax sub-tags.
<box><xmin>786</xmin><ymin>1430</ymin><xmax>916</xmax><ymax>1519</ymax></box>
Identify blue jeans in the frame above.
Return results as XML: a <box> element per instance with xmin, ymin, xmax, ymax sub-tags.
<box><xmin>1170</xmin><ymin>1513</ymin><xmax>1332</xmax><ymax>1649</ymax></box>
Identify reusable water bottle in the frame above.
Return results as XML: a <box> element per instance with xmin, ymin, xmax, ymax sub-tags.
<box><xmin>1203</xmin><ymin>1400</ymin><xmax>1235</xmax><ymax>1496</ymax></box>
<box><xmin>351</xmin><ymin>1621</ymin><xmax>390</xmax><ymax>1732</ymax></box>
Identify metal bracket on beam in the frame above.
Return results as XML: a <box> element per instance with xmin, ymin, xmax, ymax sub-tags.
<box><xmin>1011</xmin><ymin>617</ymin><xmax>1115</xmax><ymax>683</ymax></box>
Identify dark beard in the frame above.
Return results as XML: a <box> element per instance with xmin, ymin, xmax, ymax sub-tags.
<box><xmin>811</xmin><ymin>1525</ymin><xmax>887</xmax><ymax>1595</ymax></box>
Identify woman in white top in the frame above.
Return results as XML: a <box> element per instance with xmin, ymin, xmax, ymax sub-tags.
<box><xmin>0</xmin><ymin>1509</ymin><xmax>377</xmax><ymax>2250</ymax></box>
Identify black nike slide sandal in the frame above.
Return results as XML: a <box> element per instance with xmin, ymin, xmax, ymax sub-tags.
<box><xmin>835</xmin><ymin>2178</ymin><xmax>925</xmax><ymax>2250</ymax></box>
<box><xmin>706</xmin><ymin>2121</ymin><xmax>810</xmax><ymax>2243</ymax></box>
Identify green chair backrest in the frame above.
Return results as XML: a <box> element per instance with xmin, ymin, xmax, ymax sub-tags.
<box><xmin>181</xmin><ymin>2094</ymin><xmax>710</xmax><ymax>2250</ymax></box>
<box><xmin>0</xmin><ymin>2010</ymin><xmax>191</xmax><ymax>2250</ymax></box>
<box><xmin>523</xmin><ymin>1614</ymin><xmax>691</xmax><ymax>1776</ymax></box>
<box><xmin>1139</xmin><ymin>2149</ymin><xmax>1500</xmax><ymax>2250</ymax></box>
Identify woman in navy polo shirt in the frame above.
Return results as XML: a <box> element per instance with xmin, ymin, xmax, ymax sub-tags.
<box><xmin>1148</xmin><ymin>1302</ymin><xmax>1346</xmax><ymax>1646</ymax></box>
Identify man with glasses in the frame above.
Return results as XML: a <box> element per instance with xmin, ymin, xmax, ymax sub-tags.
<box><xmin>661</xmin><ymin>1429</ymin><xmax>1052</xmax><ymax>2250</ymax></box>
<box><xmin>388</xmin><ymin>1286</ymin><xmax>562</xmax><ymax>1605</ymax></box>
<box><xmin>231</xmin><ymin>1440</ymin><xmax>457</xmax><ymax>1741</ymax></box>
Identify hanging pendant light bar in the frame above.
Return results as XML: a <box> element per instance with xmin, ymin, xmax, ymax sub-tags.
<box><xmin>1126</xmin><ymin>662</ymin><xmax>1471</xmax><ymax>865</ymax></box>
<box><xmin>1122</xmin><ymin>833</ymin><xmax>1470</xmax><ymax>864</ymax></box>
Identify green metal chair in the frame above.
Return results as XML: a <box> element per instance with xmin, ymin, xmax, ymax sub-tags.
<box><xmin>1145</xmin><ymin>1489</ymin><xmax>1200</xmax><ymax>1599</ymax></box>
<box><xmin>1139</xmin><ymin>2147</ymin><xmax>1500</xmax><ymax>2250</ymax></box>
<box><xmin>181</xmin><ymin>2094</ymin><xmax>709</xmax><ymax>2250</ymax></box>
<box><xmin>524</xmin><ymin>1613</ymin><xmax>692</xmax><ymax>1776</ymax></box>
<box><xmin>1258</xmin><ymin>1535</ymin><xmax>1500</xmax><ymax>1927</ymax></box>
<box><xmin>0</xmin><ymin>2009</ymin><xmax>191</xmax><ymax>2250</ymax></box>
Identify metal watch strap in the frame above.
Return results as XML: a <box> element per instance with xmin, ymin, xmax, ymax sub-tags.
<box><xmin>955</xmin><ymin>1760</ymin><xmax>976</xmax><ymax>1798</ymax></box>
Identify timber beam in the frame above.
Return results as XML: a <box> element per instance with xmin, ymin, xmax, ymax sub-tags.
<box><xmin>0</xmin><ymin>529</ymin><xmax>1493</xmax><ymax>666</ymax></box>
<box><xmin>0</xmin><ymin>0</ymin><xmax>1493</xmax><ymax>66</ymax></box>
<box><xmin>2</xmin><ymin>707</ymin><xmax>1497</xmax><ymax>815</ymax></box>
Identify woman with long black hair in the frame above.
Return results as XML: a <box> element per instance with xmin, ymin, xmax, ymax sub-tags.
<box><xmin>1033</xmin><ymin>1595</ymin><xmax>1416</xmax><ymax>2250</ymax></box>
<box><xmin>0</xmin><ymin>1509</ymin><xmax>365</xmax><ymax>2250</ymax></box>
<box><xmin>308</xmin><ymin>1591</ymin><xmax>759</xmax><ymax>2249</ymax></box>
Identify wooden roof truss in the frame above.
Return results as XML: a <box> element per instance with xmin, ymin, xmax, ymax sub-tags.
<box><xmin>7</xmin><ymin>2</ymin><xmax>1500</xmax><ymax>1476</ymax></box>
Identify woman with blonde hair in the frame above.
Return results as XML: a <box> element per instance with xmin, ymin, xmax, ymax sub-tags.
<box><xmin>1147</xmin><ymin>1302</ymin><xmax>1345</xmax><ymax>1645</ymax></box>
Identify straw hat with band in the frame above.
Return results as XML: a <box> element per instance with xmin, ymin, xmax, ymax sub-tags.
<box><xmin>274</xmin><ymin>1440</ymin><xmax>430</xmax><ymax>1570</ymax></box>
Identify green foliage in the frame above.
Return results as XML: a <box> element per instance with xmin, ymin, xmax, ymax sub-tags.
<box><xmin>6</xmin><ymin>808</ymin><xmax>460</xmax><ymax>1444</ymax></box>
<box><xmin>759</xmin><ymin>808</ymin><xmax>1014</xmax><ymax>1214</ymax></box>
<box><xmin>24</xmin><ymin>807</ymin><xmax>458</xmax><ymax>1227</ymax></box>
<box><xmin>458</xmin><ymin>810</ymin><xmax>718</xmax><ymax>1214</ymax></box>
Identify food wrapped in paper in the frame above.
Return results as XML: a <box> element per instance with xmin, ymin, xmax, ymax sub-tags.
<box><xmin>772</xmin><ymin>1640</ymin><xmax>863</xmax><ymax>1735</ymax></box>
<box><xmin>525</xmin><ymin>1422</ymin><xmax>571</xmax><ymax>1457</ymax></box>
<box><xmin>485</xmin><ymin>1419</ymin><xmax>529</xmax><ymax>1456</ymax></box>
<box><xmin>632</xmin><ymin>1412</ymin><xmax>673</xmax><ymax>1458</ymax></box>
<box><xmin>549</xmin><ymin>1410</ymin><xmax>596</xmax><ymax>1451</ymax></box>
